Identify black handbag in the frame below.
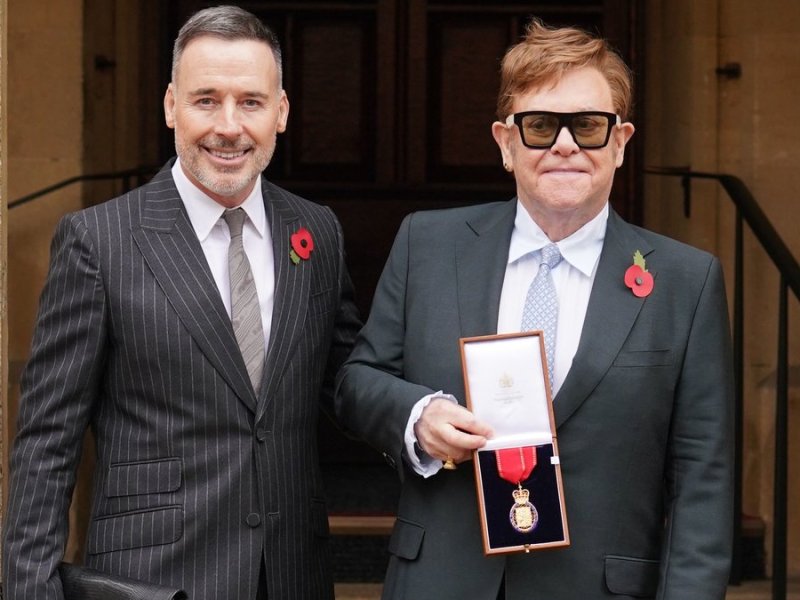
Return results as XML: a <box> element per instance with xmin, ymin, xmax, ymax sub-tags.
<box><xmin>59</xmin><ymin>563</ymin><xmax>187</xmax><ymax>600</ymax></box>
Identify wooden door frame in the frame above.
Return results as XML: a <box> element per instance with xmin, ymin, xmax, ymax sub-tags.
<box><xmin>1</xmin><ymin>0</ymin><xmax>9</xmax><ymax>578</ymax></box>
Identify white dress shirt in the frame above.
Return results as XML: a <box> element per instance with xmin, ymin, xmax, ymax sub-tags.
<box><xmin>404</xmin><ymin>201</ymin><xmax>608</xmax><ymax>477</ymax></box>
<box><xmin>172</xmin><ymin>159</ymin><xmax>275</xmax><ymax>353</ymax></box>
<box><xmin>497</xmin><ymin>202</ymin><xmax>608</xmax><ymax>394</ymax></box>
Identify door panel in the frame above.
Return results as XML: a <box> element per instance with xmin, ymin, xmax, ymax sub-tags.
<box><xmin>166</xmin><ymin>0</ymin><xmax>643</xmax><ymax>519</ymax></box>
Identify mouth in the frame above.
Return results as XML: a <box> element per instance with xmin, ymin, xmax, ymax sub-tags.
<box><xmin>205</xmin><ymin>147</ymin><xmax>249</xmax><ymax>160</ymax></box>
<box><xmin>201</xmin><ymin>146</ymin><xmax>252</xmax><ymax>169</ymax></box>
<box><xmin>545</xmin><ymin>168</ymin><xmax>585</xmax><ymax>175</ymax></box>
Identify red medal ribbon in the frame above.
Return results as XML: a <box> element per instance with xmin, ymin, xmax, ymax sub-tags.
<box><xmin>495</xmin><ymin>446</ymin><xmax>537</xmax><ymax>484</ymax></box>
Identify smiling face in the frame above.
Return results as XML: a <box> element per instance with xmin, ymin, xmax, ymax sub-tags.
<box><xmin>492</xmin><ymin>66</ymin><xmax>634</xmax><ymax>241</ymax></box>
<box><xmin>164</xmin><ymin>36</ymin><xmax>289</xmax><ymax>208</ymax></box>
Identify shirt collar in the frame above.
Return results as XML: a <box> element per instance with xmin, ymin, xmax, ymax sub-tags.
<box><xmin>172</xmin><ymin>158</ymin><xmax>267</xmax><ymax>242</ymax></box>
<box><xmin>507</xmin><ymin>201</ymin><xmax>608</xmax><ymax>277</ymax></box>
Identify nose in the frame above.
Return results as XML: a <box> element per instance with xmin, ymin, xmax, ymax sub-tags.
<box><xmin>550</xmin><ymin>125</ymin><xmax>580</xmax><ymax>155</ymax></box>
<box><xmin>214</xmin><ymin>102</ymin><xmax>243</xmax><ymax>138</ymax></box>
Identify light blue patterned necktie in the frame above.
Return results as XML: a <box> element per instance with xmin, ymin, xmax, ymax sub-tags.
<box><xmin>520</xmin><ymin>243</ymin><xmax>563</xmax><ymax>389</ymax></box>
<box><xmin>224</xmin><ymin>208</ymin><xmax>265</xmax><ymax>394</ymax></box>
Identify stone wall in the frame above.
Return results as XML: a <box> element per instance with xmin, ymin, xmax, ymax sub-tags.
<box><xmin>644</xmin><ymin>0</ymin><xmax>800</xmax><ymax>577</ymax></box>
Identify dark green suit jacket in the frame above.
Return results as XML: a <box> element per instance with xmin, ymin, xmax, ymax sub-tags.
<box><xmin>336</xmin><ymin>200</ymin><xmax>733</xmax><ymax>600</ymax></box>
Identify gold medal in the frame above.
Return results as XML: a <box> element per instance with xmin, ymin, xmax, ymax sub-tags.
<box><xmin>509</xmin><ymin>485</ymin><xmax>538</xmax><ymax>533</ymax></box>
<box><xmin>496</xmin><ymin>447</ymin><xmax>540</xmax><ymax>534</ymax></box>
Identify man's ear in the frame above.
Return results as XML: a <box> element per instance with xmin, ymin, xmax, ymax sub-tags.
<box><xmin>614</xmin><ymin>121</ymin><xmax>635</xmax><ymax>167</ymax></box>
<box><xmin>276</xmin><ymin>90</ymin><xmax>290</xmax><ymax>134</ymax></box>
<box><xmin>164</xmin><ymin>83</ymin><xmax>176</xmax><ymax>130</ymax></box>
<box><xmin>491</xmin><ymin>120</ymin><xmax>514</xmax><ymax>171</ymax></box>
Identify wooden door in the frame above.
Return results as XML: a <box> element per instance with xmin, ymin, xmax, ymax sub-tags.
<box><xmin>166</xmin><ymin>0</ymin><xmax>643</xmax><ymax>503</ymax></box>
<box><xmin>167</xmin><ymin>0</ymin><xmax>643</xmax><ymax>311</ymax></box>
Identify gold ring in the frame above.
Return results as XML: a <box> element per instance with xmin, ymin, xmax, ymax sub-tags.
<box><xmin>443</xmin><ymin>457</ymin><xmax>457</xmax><ymax>470</ymax></box>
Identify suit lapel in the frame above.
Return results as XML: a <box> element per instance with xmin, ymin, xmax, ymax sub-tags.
<box><xmin>553</xmin><ymin>210</ymin><xmax>655</xmax><ymax>427</ymax></box>
<box><xmin>456</xmin><ymin>200</ymin><xmax>516</xmax><ymax>337</ymax></box>
<box><xmin>132</xmin><ymin>164</ymin><xmax>257</xmax><ymax>412</ymax></box>
<box><xmin>257</xmin><ymin>182</ymin><xmax>309</xmax><ymax>416</ymax></box>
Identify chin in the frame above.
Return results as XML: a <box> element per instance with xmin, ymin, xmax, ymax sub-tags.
<box><xmin>540</xmin><ymin>188</ymin><xmax>590</xmax><ymax>208</ymax></box>
<box><xmin>210</xmin><ymin>179</ymin><xmax>252</xmax><ymax>198</ymax></box>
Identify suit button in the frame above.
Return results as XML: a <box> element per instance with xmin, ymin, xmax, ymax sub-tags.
<box><xmin>246</xmin><ymin>513</ymin><xmax>262</xmax><ymax>528</ymax></box>
<box><xmin>256</xmin><ymin>428</ymin><xmax>269</xmax><ymax>441</ymax></box>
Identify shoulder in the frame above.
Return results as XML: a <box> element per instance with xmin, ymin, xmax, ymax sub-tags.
<box><xmin>62</xmin><ymin>189</ymin><xmax>148</xmax><ymax>245</ymax></box>
<box><xmin>262</xmin><ymin>180</ymin><xmax>336</xmax><ymax>220</ymax></box>
<box><xmin>631</xmin><ymin>223</ymin><xmax>717</xmax><ymax>268</ymax></box>
<box><xmin>52</xmin><ymin>170</ymin><xmax>175</xmax><ymax>257</ymax></box>
<box><xmin>609</xmin><ymin>211</ymin><xmax>717</xmax><ymax>271</ymax></box>
<box><xmin>405</xmin><ymin>200</ymin><xmax>512</xmax><ymax>226</ymax></box>
<box><xmin>400</xmin><ymin>199</ymin><xmax>514</xmax><ymax>237</ymax></box>
<box><xmin>68</xmin><ymin>165</ymin><xmax>174</xmax><ymax>228</ymax></box>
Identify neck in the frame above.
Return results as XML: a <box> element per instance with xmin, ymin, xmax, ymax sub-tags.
<box><xmin>521</xmin><ymin>202</ymin><xmax>606</xmax><ymax>242</ymax></box>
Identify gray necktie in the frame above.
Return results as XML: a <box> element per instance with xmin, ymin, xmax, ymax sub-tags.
<box><xmin>223</xmin><ymin>208</ymin><xmax>265</xmax><ymax>394</ymax></box>
<box><xmin>520</xmin><ymin>243</ymin><xmax>563</xmax><ymax>389</ymax></box>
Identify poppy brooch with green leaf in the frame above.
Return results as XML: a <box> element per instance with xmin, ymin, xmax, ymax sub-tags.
<box><xmin>290</xmin><ymin>227</ymin><xmax>314</xmax><ymax>265</ymax></box>
<box><xmin>624</xmin><ymin>250</ymin><xmax>654</xmax><ymax>298</ymax></box>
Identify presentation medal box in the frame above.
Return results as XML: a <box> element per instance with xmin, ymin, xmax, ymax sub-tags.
<box><xmin>460</xmin><ymin>331</ymin><xmax>570</xmax><ymax>555</ymax></box>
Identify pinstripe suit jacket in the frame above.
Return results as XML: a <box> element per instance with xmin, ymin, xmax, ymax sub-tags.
<box><xmin>336</xmin><ymin>202</ymin><xmax>734</xmax><ymax>600</ymax></box>
<box><xmin>3</xmin><ymin>161</ymin><xmax>361</xmax><ymax>600</ymax></box>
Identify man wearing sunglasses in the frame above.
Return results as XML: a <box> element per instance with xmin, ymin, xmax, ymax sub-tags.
<box><xmin>337</xmin><ymin>18</ymin><xmax>733</xmax><ymax>600</ymax></box>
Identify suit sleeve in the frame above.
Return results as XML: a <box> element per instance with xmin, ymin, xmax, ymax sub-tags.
<box><xmin>317</xmin><ymin>207</ymin><xmax>362</xmax><ymax>421</ymax></box>
<box><xmin>659</xmin><ymin>257</ymin><xmax>734</xmax><ymax>599</ymax></box>
<box><xmin>3</xmin><ymin>214</ymin><xmax>107</xmax><ymax>600</ymax></box>
<box><xmin>335</xmin><ymin>214</ymin><xmax>437</xmax><ymax>475</ymax></box>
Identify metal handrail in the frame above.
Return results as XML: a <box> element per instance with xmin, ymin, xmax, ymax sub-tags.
<box><xmin>8</xmin><ymin>166</ymin><xmax>159</xmax><ymax>210</ymax></box>
<box><xmin>646</xmin><ymin>166</ymin><xmax>797</xmax><ymax>600</ymax></box>
<box><xmin>646</xmin><ymin>166</ymin><xmax>800</xmax><ymax>299</ymax></box>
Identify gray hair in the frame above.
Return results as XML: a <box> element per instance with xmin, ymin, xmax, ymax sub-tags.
<box><xmin>171</xmin><ymin>5</ymin><xmax>283</xmax><ymax>86</ymax></box>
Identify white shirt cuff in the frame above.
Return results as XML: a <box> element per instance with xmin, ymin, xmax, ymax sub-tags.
<box><xmin>403</xmin><ymin>391</ymin><xmax>458</xmax><ymax>478</ymax></box>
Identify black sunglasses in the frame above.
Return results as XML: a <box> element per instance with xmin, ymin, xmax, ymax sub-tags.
<box><xmin>505</xmin><ymin>110</ymin><xmax>620</xmax><ymax>149</ymax></box>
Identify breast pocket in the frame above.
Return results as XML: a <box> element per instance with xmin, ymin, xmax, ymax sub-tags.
<box><xmin>612</xmin><ymin>349</ymin><xmax>673</xmax><ymax>368</ymax></box>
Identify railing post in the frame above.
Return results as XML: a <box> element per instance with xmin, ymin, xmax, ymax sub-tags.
<box><xmin>772</xmin><ymin>278</ymin><xmax>788</xmax><ymax>600</ymax></box>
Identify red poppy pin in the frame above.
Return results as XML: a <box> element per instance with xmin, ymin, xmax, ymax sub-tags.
<box><xmin>624</xmin><ymin>250</ymin><xmax>654</xmax><ymax>298</ymax></box>
<box><xmin>290</xmin><ymin>227</ymin><xmax>314</xmax><ymax>265</ymax></box>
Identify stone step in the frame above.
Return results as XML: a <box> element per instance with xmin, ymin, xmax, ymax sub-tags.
<box><xmin>330</xmin><ymin>515</ymin><xmax>395</xmax><ymax>536</ymax></box>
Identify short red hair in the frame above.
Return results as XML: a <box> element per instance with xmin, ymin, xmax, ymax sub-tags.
<box><xmin>497</xmin><ymin>20</ymin><xmax>633</xmax><ymax>121</ymax></box>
